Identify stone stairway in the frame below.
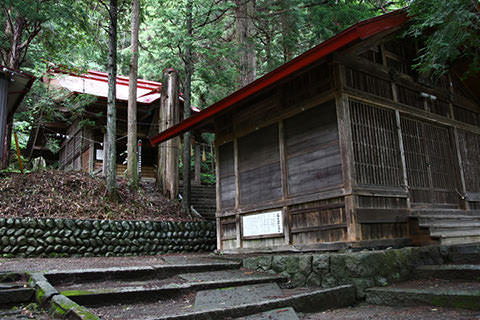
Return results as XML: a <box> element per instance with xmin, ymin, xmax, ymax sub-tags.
<box><xmin>413</xmin><ymin>209</ymin><xmax>480</xmax><ymax>245</ymax></box>
<box><xmin>365</xmin><ymin>243</ymin><xmax>480</xmax><ymax>311</ymax></box>
<box><xmin>180</xmin><ymin>185</ymin><xmax>216</xmax><ymax>219</ymax></box>
<box><xmin>27</xmin><ymin>255</ymin><xmax>355</xmax><ymax>319</ymax></box>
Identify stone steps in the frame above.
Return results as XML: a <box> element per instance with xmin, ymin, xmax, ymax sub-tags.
<box><xmin>153</xmin><ymin>284</ymin><xmax>356</xmax><ymax>320</ymax></box>
<box><xmin>413</xmin><ymin>210</ymin><xmax>480</xmax><ymax>245</ymax></box>
<box><xmin>415</xmin><ymin>264</ymin><xmax>480</xmax><ymax>281</ymax></box>
<box><xmin>365</xmin><ymin>279</ymin><xmax>480</xmax><ymax>310</ymax></box>
<box><xmin>365</xmin><ymin>254</ymin><xmax>480</xmax><ymax>311</ymax></box>
<box><xmin>59</xmin><ymin>270</ymin><xmax>288</xmax><ymax>306</ymax></box>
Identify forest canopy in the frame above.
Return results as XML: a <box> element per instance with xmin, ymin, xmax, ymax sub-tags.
<box><xmin>1</xmin><ymin>0</ymin><xmax>479</xmax><ymax>162</ymax></box>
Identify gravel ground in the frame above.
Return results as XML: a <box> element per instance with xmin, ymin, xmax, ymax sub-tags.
<box><xmin>301</xmin><ymin>303</ymin><xmax>480</xmax><ymax>320</ymax></box>
<box><xmin>91</xmin><ymin>292</ymin><xmax>196</xmax><ymax>319</ymax></box>
<box><xmin>0</xmin><ymin>253</ymin><xmax>212</xmax><ymax>272</ymax></box>
<box><xmin>0</xmin><ymin>304</ymin><xmax>49</xmax><ymax>320</ymax></box>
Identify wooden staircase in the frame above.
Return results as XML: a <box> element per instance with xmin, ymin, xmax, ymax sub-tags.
<box><xmin>413</xmin><ymin>209</ymin><xmax>480</xmax><ymax>245</ymax></box>
<box><xmin>180</xmin><ymin>184</ymin><xmax>216</xmax><ymax>220</ymax></box>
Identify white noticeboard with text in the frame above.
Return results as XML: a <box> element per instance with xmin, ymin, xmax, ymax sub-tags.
<box><xmin>242</xmin><ymin>210</ymin><xmax>283</xmax><ymax>237</ymax></box>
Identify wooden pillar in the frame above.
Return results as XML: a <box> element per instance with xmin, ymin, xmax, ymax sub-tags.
<box><xmin>88</xmin><ymin>141</ymin><xmax>95</xmax><ymax>174</ymax></box>
<box><xmin>395</xmin><ymin>110</ymin><xmax>410</xmax><ymax>209</ymax></box>
<box><xmin>335</xmin><ymin>63</ymin><xmax>359</xmax><ymax>241</ymax></box>
<box><xmin>234</xmin><ymin>138</ymin><xmax>242</xmax><ymax>249</ymax></box>
<box><xmin>193</xmin><ymin>142</ymin><xmax>201</xmax><ymax>185</ymax></box>
<box><xmin>0</xmin><ymin>77</ymin><xmax>7</xmax><ymax>169</ymax></box>
<box><xmin>278</xmin><ymin>120</ymin><xmax>290</xmax><ymax>245</ymax></box>
<box><xmin>102</xmin><ymin>133</ymin><xmax>108</xmax><ymax>176</ymax></box>
<box><xmin>215</xmin><ymin>144</ymin><xmax>222</xmax><ymax>250</ymax></box>
<box><xmin>157</xmin><ymin>68</ymin><xmax>180</xmax><ymax>200</ymax></box>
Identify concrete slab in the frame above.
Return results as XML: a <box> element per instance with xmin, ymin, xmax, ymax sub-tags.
<box><xmin>179</xmin><ymin>269</ymin><xmax>285</xmax><ymax>283</ymax></box>
<box><xmin>237</xmin><ymin>307</ymin><xmax>299</xmax><ymax>320</ymax></box>
<box><xmin>194</xmin><ymin>283</ymin><xmax>283</xmax><ymax>311</ymax></box>
<box><xmin>162</xmin><ymin>255</ymin><xmax>238</xmax><ymax>266</ymax></box>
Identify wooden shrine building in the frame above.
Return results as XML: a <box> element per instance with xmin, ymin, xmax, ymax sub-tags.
<box><xmin>150</xmin><ymin>10</ymin><xmax>480</xmax><ymax>252</ymax></box>
<box><xmin>0</xmin><ymin>66</ymin><xmax>35</xmax><ymax>169</ymax></box>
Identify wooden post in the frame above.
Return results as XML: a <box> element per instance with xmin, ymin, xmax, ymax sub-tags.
<box><xmin>215</xmin><ymin>144</ymin><xmax>221</xmax><ymax>250</ymax></box>
<box><xmin>395</xmin><ymin>110</ymin><xmax>410</xmax><ymax>210</ymax></box>
<box><xmin>157</xmin><ymin>68</ymin><xmax>180</xmax><ymax>200</ymax></box>
<box><xmin>335</xmin><ymin>63</ymin><xmax>359</xmax><ymax>241</ymax></box>
<box><xmin>88</xmin><ymin>141</ymin><xmax>95</xmax><ymax>174</ymax></box>
<box><xmin>193</xmin><ymin>142</ymin><xmax>201</xmax><ymax>185</ymax></box>
<box><xmin>234</xmin><ymin>138</ymin><xmax>241</xmax><ymax>249</ymax></box>
<box><xmin>278</xmin><ymin>120</ymin><xmax>290</xmax><ymax>245</ymax></box>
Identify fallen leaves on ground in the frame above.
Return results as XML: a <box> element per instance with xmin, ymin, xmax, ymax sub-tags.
<box><xmin>0</xmin><ymin>170</ymin><xmax>194</xmax><ymax>221</ymax></box>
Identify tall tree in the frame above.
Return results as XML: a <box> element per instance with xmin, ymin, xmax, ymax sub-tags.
<box><xmin>407</xmin><ymin>0</ymin><xmax>480</xmax><ymax>78</ymax></box>
<box><xmin>182</xmin><ymin>0</ymin><xmax>194</xmax><ymax>215</ymax></box>
<box><xmin>127</xmin><ymin>0</ymin><xmax>140</xmax><ymax>189</ymax></box>
<box><xmin>236</xmin><ymin>0</ymin><xmax>256</xmax><ymax>88</ymax></box>
<box><xmin>106</xmin><ymin>0</ymin><xmax>118</xmax><ymax>197</ymax></box>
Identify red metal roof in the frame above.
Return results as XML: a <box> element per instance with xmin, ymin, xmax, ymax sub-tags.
<box><xmin>48</xmin><ymin>68</ymin><xmax>162</xmax><ymax>104</ymax></box>
<box><xmin>150</xmin><ymin>10</ymin><xmax>409</xmax><ymax>147</ymax></box>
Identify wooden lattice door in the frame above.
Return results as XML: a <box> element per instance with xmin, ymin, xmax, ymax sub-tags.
<box><xmin>401</xmin><ymin>117</ymin><xmax>459</xmax><ymax>208</ymax></box>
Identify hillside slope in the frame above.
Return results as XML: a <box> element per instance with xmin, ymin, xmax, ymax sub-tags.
<box><xmin>0</xmin><ymin>171</ymin><xmax>193</xmax><ymax>221</ymax></box>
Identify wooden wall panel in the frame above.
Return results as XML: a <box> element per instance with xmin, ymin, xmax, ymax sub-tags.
<box><xmin>350</xmin><ymin>100</ymin><xmax>403</xmax><ymax>187</ymax></box>
<box><xmin>238</xmin><ymin>124</ymin><xmax>282</xmax><ymax>205</ymax></box>
<box><xmin>284</xmin><ymin>101</ymin><xmax>342</xmax><ymax>195</ymax></box>
<box><xmin>345</xmin><ymin>67</ymin><xmax>393</xmax><ymax>100</ymax></box>
<box><xmin>218</xmin><ymin>142</ymin><xmax>235</xmax><ymax>209</ymax></box>
<box><xmin>288</xmin><ymin>199</ymin><xmax>347</xmax><ymax>244</ymax></box>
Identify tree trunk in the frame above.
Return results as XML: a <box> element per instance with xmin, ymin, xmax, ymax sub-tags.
<box><xmin>127</xmin><ymin>0</ymin><xmax>140</xmax><ymax>189</ymax></box>
<box><xmin>106</xmin><ymin>0</ymin><xmax>118</xmax><ymax>197</ymax></box>
<box><xmin>182</xmin><ymin>0</ymin><xmax>193</xmax><ymax>215</ymax></box>
<box><xmin>158</xmin><ymin>68</ymin><xmax>180</xmax><ymax>200</ymax></box>
<box><xmin>279</xmin><ymin>0</ymin><xmax>296</xmax><ymax>63</ymax></box>
<box><xmin>236</xmin><ymin>0</ymin><xmax>256</xmax><ymax>88</ymax></box>
<box><xmin>194</xmin><ymin>142</ymin><xmax>201</xmax><ymax>185</ymax></box>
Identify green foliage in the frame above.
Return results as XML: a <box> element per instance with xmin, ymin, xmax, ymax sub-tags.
<box><xmin>407</xmin><ymin>0</ymin><xmax>480</xmax><ymax>78</ymax></box>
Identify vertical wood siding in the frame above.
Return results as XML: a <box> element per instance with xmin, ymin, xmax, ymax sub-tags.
<box><xmin>238</xmin><ymin>124</ymin><xmax>282</xmax><ymax>205</ymax></box>
<box><xmin>284</xmin><ymin>101</ymin><xmax>342</xmax><ymax>195</ymax></box>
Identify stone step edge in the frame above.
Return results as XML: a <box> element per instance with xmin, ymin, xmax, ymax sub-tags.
<box><xmin>45</xmin><ymin>261</ymin><xmax>241</xmax><ymax>284</ymax></box>
<box><xmin>0</xmin><ymin>287</ymin><xmax>34</xmax><ymax>305</ymax></box>
<box><xmin>151</xmin><ymin>285</ymin><xmax>356</xmax><ymax>320</ymax></box>
<box><xmin>415</xmin><ymin>264</ymin><xmax>480</xmax><ymax>280</ymax></box>
<box><xmin>27</xmin><ymin>272</ymin><xmax>100</xmax><ymax>320</ymax></box>
<box><xmin>62</xmin><ymin>274</ymin><xmax>288</xmax><ymax>306</ymax></box>
<box><xmin>365</xmin><ymin>287</ymin><xmax>480</xmax><ymax>310</ymax></box>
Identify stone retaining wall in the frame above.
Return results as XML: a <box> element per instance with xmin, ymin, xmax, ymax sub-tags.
<box><xmin>243</xmin><ymin>246</ymin><xmax>448</xmax><ymax>298</ymax></box>
<box><xmin>0</xmin><ymin>217</ymin><xmax>216</xmax><ymax>258</ymax></box>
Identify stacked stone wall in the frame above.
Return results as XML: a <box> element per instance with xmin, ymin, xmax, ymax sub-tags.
<box><xmin>243</xmin><ymin>246</ymin><xmax>447</xmax><ymax>297</ymax></box>
<box><xmin>0</xmin><ymin>217</ymin><xmax>216</xmax><ymax>258</ymax></box>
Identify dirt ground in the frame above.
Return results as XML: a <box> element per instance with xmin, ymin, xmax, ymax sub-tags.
<box><xmin>0</xmin><ymin>253</ymin><xmax>209</xmax><ymax>273</ymax></box>
<box><xmin>301</xmin><ymin>303</ymin><xmax>480</xmax><ymax>320</ymax></box>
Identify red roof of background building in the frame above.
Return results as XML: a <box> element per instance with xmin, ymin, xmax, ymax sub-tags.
<box><xmin>48</xmin><ymin>68</ymin><xmax>163</xmax><ymax>104</ymax></box>
<box><xmin>150</xmin><ymin>9</ymin><xmax>409</xmax><ymax>146</ymax></box>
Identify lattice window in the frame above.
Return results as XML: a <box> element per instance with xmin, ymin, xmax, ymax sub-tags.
<box><xmin>401</xmin><ymin>116</ymin><xmax>458</xmax><ymax>205</ymax></box>
<box><xmin>345</xmin><ymin>68</ymin><xmax>393</xmax><ymax>100</ymax></box>
<box><xmin>457</xmin><ymin>130</ymin><xmax>480</xmax><ymax>193</ymax></box>
<box><xmin>350</xmin><ymin>100</ymin><xmax>402</xmax><ymax>187</ymax></box>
